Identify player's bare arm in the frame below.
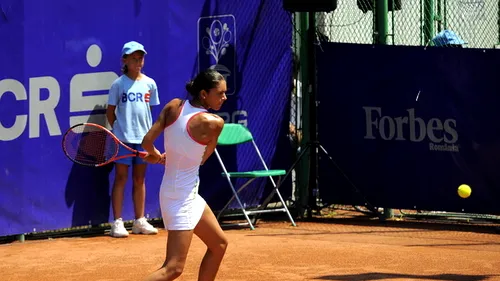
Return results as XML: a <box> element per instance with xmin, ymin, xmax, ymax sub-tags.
<box><xmin>199</xmin><ymin>114</ymin><xmax>225</xmax><ymax>165</ymax></box>
<box><xmin>141</xmin><ymin>98</ymin><xmax>183</xmax><ymax>163</ymax></box>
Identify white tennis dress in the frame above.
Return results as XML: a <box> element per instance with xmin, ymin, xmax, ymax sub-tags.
<box><xmin>159</xmin><ymin>100</ymin><xmax>208</xmax><ymax>230</ymax></box>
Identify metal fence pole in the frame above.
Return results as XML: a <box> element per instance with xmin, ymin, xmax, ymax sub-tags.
<box><xmin>375</xmin><ymin>0</ymin><xmax>394</xmax><ymax>219</ymax></box>
<box><xmin>423</xmin><ymin>0</ymin><xmax>435</xmax><ymax>45</ymax></box>
<box><xmin>375</xmin><ymin>0</ymin><xmax>389</xmax><ymax>44</ymax></box>
<box><xmin>297</xmin><ymin>11</ymin><xmax>311</xmax><ymax>218</ymax></box>
<box><xmin>306</xmin><ymin>11</ymin><xmax>319</xmax><ymax>218</ymax></box>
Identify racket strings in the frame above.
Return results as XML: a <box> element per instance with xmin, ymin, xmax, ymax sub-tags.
<box><xmin>63</xmin><ymin>125</ymin><xmax>118</xmax><ymax>166</ymax></box>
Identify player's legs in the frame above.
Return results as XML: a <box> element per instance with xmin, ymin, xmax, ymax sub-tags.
<box><xmin>143</xmin><ymin>230</ymin><xmax>194</xmax><ymax>281</ymax></box>
<box><xmin>194</xmin><ymin>204</ymin><xmax>229</xmax><ymax>281</ymax></box>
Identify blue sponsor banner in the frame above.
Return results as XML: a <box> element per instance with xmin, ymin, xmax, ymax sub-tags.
<box><xmin>316</xmin><ymin>43</ymin><xmax>500</xmax><ymax>214</ymax></box>
<box><xmin>0</xmin><ymin>0</ymin><xmax>292</xmax><ymax>236</ymax></box>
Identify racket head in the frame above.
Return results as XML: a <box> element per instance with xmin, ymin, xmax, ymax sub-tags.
<box><xmin>62</xmin><ymin>123</ymin><xmax>120</xmax><ymax>167</ymax></box>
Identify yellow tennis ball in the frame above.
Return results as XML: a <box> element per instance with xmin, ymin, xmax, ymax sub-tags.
<box><xmin>457</xmin><ymin>184</ymin><xmax>471</xmax><ymax>198</ymax></box>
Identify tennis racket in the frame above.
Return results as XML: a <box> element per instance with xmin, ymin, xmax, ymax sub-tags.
<box><xmin>62</xmin><ymin>122</ymin><xmax>150</xmax><ymax>167</ymax></box>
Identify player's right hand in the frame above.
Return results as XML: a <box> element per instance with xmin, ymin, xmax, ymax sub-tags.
<box><xmin>143</xmin><ymin>148</ymin><xmax>163</xmax><ymax>164</ymax></box>
<box><xmin>157</xmin><ymin>153</ymin><xmax>166</xmax><ymax>165</ymax></box>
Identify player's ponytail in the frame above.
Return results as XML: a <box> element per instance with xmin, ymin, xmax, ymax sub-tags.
<box><xmin>185</xmin><ymin>80</ymin><xmax>196</xmax><ymax>96</ymax></box>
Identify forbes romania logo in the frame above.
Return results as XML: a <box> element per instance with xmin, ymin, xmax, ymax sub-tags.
<box><xmin>363</xmin><ymin>106</ymin><xmax>459</xmax><ymax>152</ymax></box>
<box><xmin>197</xmin><ymin>14</ymin><xmax>236</xmax><ymax>95</ymax></box>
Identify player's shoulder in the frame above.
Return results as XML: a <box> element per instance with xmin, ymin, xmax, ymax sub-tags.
<box><xmin>161</xmin><ymin>98</ymin><xmax>184</xmax><ymax>116</ymax></box>
<box><xmin>200</xmin><ymin>113</ymin><xmax>224</xmax><ymax>131</ymax></box>
<box><xmin>164</xmin><ymin>98</ymin><xmax>184</xmax><ymax>109</ymax></box>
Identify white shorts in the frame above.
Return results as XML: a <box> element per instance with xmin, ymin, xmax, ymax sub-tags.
<box><xmin>160</xmin><ymin>192</ymin><xmax>207</xmax><ymax>231</ymax></box>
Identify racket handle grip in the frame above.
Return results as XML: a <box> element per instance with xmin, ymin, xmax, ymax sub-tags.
<box><xmin>138</xmin><ymin>151</ymin><xmax>148</xmax><ymax>158</ymax></box>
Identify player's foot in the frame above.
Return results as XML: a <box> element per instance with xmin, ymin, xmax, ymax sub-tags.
<box><xmin>132</xmin><ymin>217</ymin><xmax>159</xmax><ymax>235</ymax></box>
<box><xmin>110</xmin><ymin>218</ymin><xmax>129</xmax><ymax>238</ymax></box>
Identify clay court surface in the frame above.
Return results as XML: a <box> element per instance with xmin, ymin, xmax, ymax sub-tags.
<box><xmin>2</xmin><ymin>212</ymin><xmax>500</xmax><ymax>281</ymax></box>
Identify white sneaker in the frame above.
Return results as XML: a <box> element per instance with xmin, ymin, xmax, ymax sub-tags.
<box><xmin>110</xmin><ymin>218</ymin><xmax>129</xmax><ymax>238</ymax></box>
<box><xmin>132</xmin><ymin>217</ymin><xmax>159</xmax><ymax>235</ymax></box>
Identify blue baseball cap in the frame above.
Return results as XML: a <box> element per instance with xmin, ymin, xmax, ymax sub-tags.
<box><xmin>121</xmin><ymin>41</ymin><xmax>147</xmax><ymax>57</ymax></box>
<box><xmin>431</xmin><ymin>30</ymin><xmax>466</xmax><ymax>47</ymax></box>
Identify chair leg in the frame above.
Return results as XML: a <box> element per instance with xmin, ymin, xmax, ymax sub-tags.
<box><xmin>232</xmin><ymin>193</ymin><xmax>255</xmax><ymax>230</ymax></box>
<box><xmin>274</xmin><ymin>185</ymin><xmax>297</xmax><ymax>227</ymax></box>
<box><xmin>217</xmin><ymin>178</ymin><xmax>257</xmax><ymax>230</ymax></box>
<box><xmin>257</xmin><ymin>176</ymin><xmax>297</xmax><ymax>227</ymax></box>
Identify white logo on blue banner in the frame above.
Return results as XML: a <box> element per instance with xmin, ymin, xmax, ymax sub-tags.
<box><xmin>197</xmin><ymin>14</ymin><xmax>236</xmax><ymax>95</ymax></box>
<box><xmin>0</xmin><ymin>44</ymin><xmax>117</xmax><ymax>141</ymax></box>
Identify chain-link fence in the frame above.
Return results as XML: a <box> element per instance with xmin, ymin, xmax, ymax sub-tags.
<box><xmin>444</xmin><ymin>0</ymin><xmax>498</xmax><ymax>48</ymax></box>
<box><xmin>316</xmin><ymin>0</ymin><xmax>499</xmax><ymax>48</ymax></box>
<box><xmin>289</xmin><ymin>0</ymin><xmax>499</xmax><ymax>216</ymax></box>
<box><xmin>317</xmin><ymin>0</ymin><xmax>374</xmax><ymax>44</ymax></box>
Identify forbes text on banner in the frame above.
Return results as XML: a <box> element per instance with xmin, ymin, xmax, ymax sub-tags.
<box><xmin>0</xmin><ymin>0</ymin><xmax>292</xmax><ymax>237</ymax></box>
<box><xmin>316</xmin><ymin>43</ymin><xmax>500</xmax><ymax>215</ymax></box>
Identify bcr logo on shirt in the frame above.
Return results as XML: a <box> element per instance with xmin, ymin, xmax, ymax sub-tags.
<box><xmin>121</xmin><ymin>92</ymin><xmax>151</xmax><ymax>103</ymax></box>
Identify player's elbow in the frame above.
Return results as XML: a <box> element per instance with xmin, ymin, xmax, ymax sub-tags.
<box><xmin>141</xmin><ymin>132</ymin><xmax>157</xmax><ymax>152</ymax></box>
<box><xmin>141</xmin><ymin>137</ymin><xmax>151</xmax><ymax>150</ymax></box>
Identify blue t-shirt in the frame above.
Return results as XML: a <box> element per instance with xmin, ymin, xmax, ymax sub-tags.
<box><xmin>107</xmin><ymin>74</ymin><xmax>160</xmax><ymax>144</ymax></box>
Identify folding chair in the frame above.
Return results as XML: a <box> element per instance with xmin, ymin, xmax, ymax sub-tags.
<box><xmin>214</xmin><ymin>123</ymin><xmax>297</xmax><ymax>230</ymax></box>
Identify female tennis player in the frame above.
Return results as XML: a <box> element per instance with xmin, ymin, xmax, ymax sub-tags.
<box><xmin>141</xmin><ymin>69</ymin><xmax>228</xmax><ymax>281</ymax></box>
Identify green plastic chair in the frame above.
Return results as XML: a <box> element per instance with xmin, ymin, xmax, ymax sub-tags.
<box><xmin>214</xmin><ymin>123</ymin><xmax>296</xmax><ymax>230</ymax></box>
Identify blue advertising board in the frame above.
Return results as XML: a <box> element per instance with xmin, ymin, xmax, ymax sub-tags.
<box><xmin>316</xmin><ymin>43</ymin><xmax>500</xmax><ymax>215</ymax></box>
<box><xmin>0</xmin><ymin>0</ymin><xmax>292</xmax><ymax>236</ymax></box>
